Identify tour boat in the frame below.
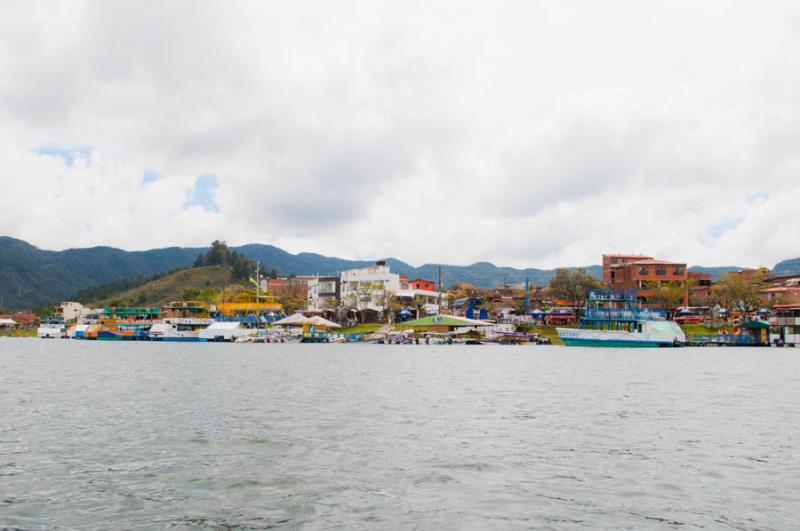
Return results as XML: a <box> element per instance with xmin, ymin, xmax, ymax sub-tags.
<box><xmin>557</xmin><ymin>289</ymin><xmax>686</xmax><ymax>348</ymax></box>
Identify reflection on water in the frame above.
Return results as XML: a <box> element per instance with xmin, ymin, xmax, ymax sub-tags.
<box><xmin>1</xmin><ymin>340</ymin><xmax>799</xmax><ymax>529</ymax></box>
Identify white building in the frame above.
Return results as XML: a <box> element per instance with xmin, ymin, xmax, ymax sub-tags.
<box><xmin>340</xmin><ymin>261</ymin><xmax>401</xmax><ymax>313</ymax></box>
<box><xmin>307</xmin><ymin>276</ymin><xmax>341</xmax><ymax>310</ymax></box>
<box><xmin>58</xmin><ymin>302</ymin><xmax>85</xmax><ymax>322</ymax></box>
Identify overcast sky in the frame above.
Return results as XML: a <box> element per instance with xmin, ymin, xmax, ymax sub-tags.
<box><xmin>1</xmin><ymin>1</ymin><xmax>798</xmax><ymax>269</ymax></box>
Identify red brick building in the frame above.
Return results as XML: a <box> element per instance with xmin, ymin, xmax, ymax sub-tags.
<box><xmin>688</xmin><ymin>271</ymin><xmax>713</xmax><ymax>305</ymax></box>
<box><xmin>602</xmin><ymin>254</ymin><xmax>653</xmax><ymax>284</ymax></box>
<box><xmin>603</xmin><ymin>254</ymin><xmax>689</xmax><ymax>306</ymax></box>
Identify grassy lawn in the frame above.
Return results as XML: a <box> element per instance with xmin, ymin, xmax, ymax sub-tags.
<box><xmin>0</xmin><ymin>329</ymin><xmax>37</xmax><ymax>337</ymax></box>
<box><xmin>680</xmin><ymin>324</ymin><xmax>734</xmax><ymax>335</ymax></box>
<box><xmin>339</xmin><ymin>323</ymin><xmax>384</xmax><ymax>335</ymax></box>
<box><xmin>519</xmin><ymin>324</ymin><xmax>569</xmax><ymax>345</ymax></box>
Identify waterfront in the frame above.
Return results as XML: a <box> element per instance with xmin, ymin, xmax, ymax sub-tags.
<box><xmin>1</xmin><ymin>341</ymin><xmax>799</xmax><ymax>529</ymax></box>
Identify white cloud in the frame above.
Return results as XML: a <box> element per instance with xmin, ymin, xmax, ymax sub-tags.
<box><xmin>0</xmin><ymin>1</ymin><xmax>798</xmax><ymax>269</ymax></box>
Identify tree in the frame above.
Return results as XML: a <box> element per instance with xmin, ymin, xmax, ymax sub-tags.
<box><xmin>207</xmin><ymin>240</ymin><xmax>229</xmax><ymax>266</ymax></box>
<box><xmin>647</xmin><ymin>280</ymin><xmax>693</xmax><ymax>310</ymax></box>
<box><xmin>711</xmin><ymin>269</ymin><xmax>768</xmax><ymax>319</ymax></box>
<box><xmin>548</xmin><ymin>268</ymin><xmax>601</xmax><ymax>311</ymax></box>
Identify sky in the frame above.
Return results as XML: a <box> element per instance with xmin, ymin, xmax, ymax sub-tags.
<box><xmin>1</xmin><ymin>1</ymin><xmax>799</xmax><ymax>269</ymax></box>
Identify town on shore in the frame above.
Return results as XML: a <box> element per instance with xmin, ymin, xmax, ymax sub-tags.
<box><xmin>2</xmin><ymin>244</ymin><xmax>799</xmax><ymax>347</ymax></box>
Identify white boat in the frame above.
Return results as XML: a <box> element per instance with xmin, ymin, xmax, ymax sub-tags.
<box><xmin>557</xmin><ymin>322</ymin><xmax>686</xmax><ymax>347</ymax></box>
<box><xmin>557</xmin><ymin>289</ymin><xmax>686</xmax><ymax>348</ymax></box>
<box><xmin>148</xmin><ymin>318</ymin><xmax>215</xmax><ymax>342</ymax></box>
<box><xmin>37</xmin><ymin>322</ymin><xmax>65</xmax><ymax>338</ymax></box>
<box><xmin>198</xmin><ymin>321</ymin><xmax>253</xmax><ymax>342</ymax></box>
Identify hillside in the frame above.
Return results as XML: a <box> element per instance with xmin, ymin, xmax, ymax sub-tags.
<box><xmin>0</xmin><ymin>237</ymin><xmax>603</xmax><ymax>309</ymax></box>
<box><xmin>90</xmin><ymin>266</ymin><xmax>234</xmax><ymax>307</ymax></box>
<box><xmin>3</xmin><ymin>235</ymin><xmax>794</xmax><ymax>309</ymax></box>
<box><xmin>0</xmin><ymin>236</ymin><xmax>200</xmax><ymax>309</ymax></box>
<box><xmin>773</xmin><ymin>257</ymin><xmax>800</xmax><ymax>277</ymax></box>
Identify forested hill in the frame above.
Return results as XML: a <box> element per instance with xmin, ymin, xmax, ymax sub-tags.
<box><xmin>0</xmin><ymin>237</ymin><xmax>601</xmax><ymax>309</ymax></box>
<box><xmin>5</xmin><ymin>236</ymin><xmax>793</xmax><ymax>310</ymax></box>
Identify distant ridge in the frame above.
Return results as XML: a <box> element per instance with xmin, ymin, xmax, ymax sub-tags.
<box><xmin>687</xmin><ymin>265</ymin><xmax>744</xmax><ymax>280</ymax></box>
<box><xmin>0</xmin><ymin>236</ymin><xmax>794</xmax><ymax>309</ymax></box>
<box><xmin>772</xmin><ymin>257</ymin><xmax>800</xmax><ymax>277</ymax></box>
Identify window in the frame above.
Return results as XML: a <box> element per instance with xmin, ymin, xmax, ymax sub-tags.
<box><xmin>611</xmin><ymin>257</ymin><xmax>619</xmax><ymax>264</ymax></box>
<box><xmin>655</xmin><ymin>267</ymin><xmax>666</xmax><ymax>276</ymax></box>
<box><xmin>674</xmin><ymin>266</ymin><xmax>684</xmax><ymax>275</ymax></box>
<box><xmin>639</xmin><ymin>266</ymin><xmax>649</xmax><ymax>275</ymax></box>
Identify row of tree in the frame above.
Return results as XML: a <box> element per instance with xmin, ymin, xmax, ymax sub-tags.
<box><xmin>547</xmin><ymin>266</ymin><xmax>772</xmax><ymax>318</ymax></box>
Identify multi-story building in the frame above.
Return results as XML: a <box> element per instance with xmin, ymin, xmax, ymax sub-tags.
<box><xmin>58</xmin><ymin>301</ymin><xmax>85</xmax><ymax>322</ymax></box>
<box><xmin>602</xmin><ymin>254</ymin><xmax>653</xmax><ymax>284</ymax></box>
<box><xmin>603</xmin><ymin>254</ymin><xmax>688</xmax><ymax>306</ymax></box>
<box><xmin>340</xmin><ymin>261</ymin><xmax>401</xmax><ymax>314</ymax></box>
<box><xmin>307</xmin><ymin>276</ymin><xmax>341</xmax><ymax>310</ymax></box>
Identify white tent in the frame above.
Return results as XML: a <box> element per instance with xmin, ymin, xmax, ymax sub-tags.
<box><xmin>309</xmin><ymin>315</ymin><xmax>341</xmax><ymax>328</ymax></box>
<box><xmin>272</xmin><ymin>313</ymin><xmax>313</xmax><ymax>326</ymax></box>
<box><xmin>0</xmin><ymin>318</ymin><xmax>16</xmax><ymax>328</ymax></box>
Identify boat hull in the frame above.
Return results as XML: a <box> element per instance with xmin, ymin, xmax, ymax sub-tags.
<box><xmin>557</xmin><ymin>327</ymin><xmax>681</xmax><ymax>348</ymax></box>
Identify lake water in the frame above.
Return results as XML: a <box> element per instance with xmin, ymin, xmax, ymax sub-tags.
<box><xmin>1</xmin><ymin>340</ymin><xmax>799</xmax><ymax>529</ymax></box>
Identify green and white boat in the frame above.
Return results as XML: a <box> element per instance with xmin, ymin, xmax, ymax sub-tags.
<box><xmin>557</xmin><ymin>289</ymin><xmax>685</xmax><ymax>348</ymax></box>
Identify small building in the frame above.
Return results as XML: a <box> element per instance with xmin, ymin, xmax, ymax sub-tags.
<box><xmin>263</xmin><ymin>277</ymin><xmax>310</xmax><ymax>301</ymax></box>
<box><xmin>393</xmin><ymin>289</ymin><xmax>447</xmax><ymax>317</ymax></box>
<box><xmin>688</xmin><ymin>272</ymin><xmax>713</xmax><ymax>305</ymax></box>
<box><xmin>409</xmin><ymin>279</ymin><xmax>436</xmax><ymax>291</ymax></box>
<box><xmin>773</xmin><ymin>304</ymin><xmax>800</xmax><ymax>347</ymax></box>
<box><xmin>396</xmin><ymin>314</ymin><xmax>492</xmax><ymax>334</ymax></box>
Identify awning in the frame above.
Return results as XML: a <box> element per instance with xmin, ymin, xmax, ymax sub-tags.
<box><xmin>272</xmin><ymin>313</ymin><xmax>313</xmax><ymax>326</ymax></box>
<box><xmin>738</xmin><ymin>320</ymin><xmax>770</xmax><ymax>329</ymax></box>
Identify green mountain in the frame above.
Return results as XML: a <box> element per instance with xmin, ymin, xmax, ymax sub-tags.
<box><xmin>0</xmin><ymin>237</ymin><xmax>200</xmax><ymax>310</ymax></box>
<box><xmin>773</xmin><ymin>257</ymin><xmax>800</xmax><ymax>277</ymax></box>
<box><xmin>7</xmin><ymin>235</ymin><xmax>789</xmax><ymax>310</ymax></box>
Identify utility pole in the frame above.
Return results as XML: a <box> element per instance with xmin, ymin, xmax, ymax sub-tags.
<box><xmin>524</xmin><ymin>277</ymin><xmax>530</xmax><ymax>314</ymax></box>
<box><xmin>437</xmin><ymin>265</ymin><xmax>442</xmax><ymax>314</ymax></box>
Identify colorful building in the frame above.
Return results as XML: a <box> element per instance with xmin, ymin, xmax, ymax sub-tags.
<box><xmin>409</xmin><ymin>279</ymin><xmax>436</xmax><ymax>291</ymax></box>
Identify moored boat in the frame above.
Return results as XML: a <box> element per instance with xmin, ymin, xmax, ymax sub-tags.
<box><xmin>557</xmin><ymin>289</ymin><xmax>685</xmax><ymax>347</ymax></box>
<box><xmin>37</xmin><ymin>320</ymin><xmax>66</xmax><ymax>338</ymax></box>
